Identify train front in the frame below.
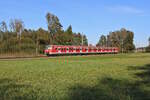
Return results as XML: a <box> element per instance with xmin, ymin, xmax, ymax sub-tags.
<box><xmin>44</xmin><ymin>45</ymin><xmax>52</xmax><ymax>56</ymax></box>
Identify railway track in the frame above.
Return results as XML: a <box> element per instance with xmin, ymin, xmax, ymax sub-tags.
<box><xmin>0</xmin><ymin>53</ymin><xmax>118</xmax><ymax>60</ymax></box>
<box><xmin>0</xmin><ymin>55</ymin><xmax>49</xmax><ymax>60</ymax></box>
<box><xmin>0</xmin><ymin>54</ymin><xmax>88</xmax><ymax>60</ymax></box>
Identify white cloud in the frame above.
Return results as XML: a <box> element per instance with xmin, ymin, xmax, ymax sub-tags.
<box><xmin>107</xmin><ymin>5</ymin><xmax>144</xmax><ymax>15</ymax></box>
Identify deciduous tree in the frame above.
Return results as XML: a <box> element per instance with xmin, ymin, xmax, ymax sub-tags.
<box><xmin>9</xmin><ymin>19</ymin><xmax>24</xmax><ymax>40</ymax></box>
<box><xmin>46</xmin><ymin>12</ymin><xmax>62</xmax><ymax>44</ymax></box>
<box><xmin>107</xmin><ymin>28</ymin><xmax>135</xmax><ymax>52</ymax></box>
<box><xmin>0</xmin><ymin>21</ymin><xmax>8</xmax><ymax>32</ymax></box>
<box><xmin>97</xmin><ymin>35</ymin><xmax>107</xmax><ymax>47</ymax></box>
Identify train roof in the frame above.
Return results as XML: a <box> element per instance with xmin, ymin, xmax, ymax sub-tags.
<box><xmin>48</xmin><ymin>45</ymin><xmax>118</xmax><ymax>49</ymax></box>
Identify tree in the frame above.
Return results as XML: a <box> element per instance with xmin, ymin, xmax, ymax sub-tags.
<box><xmin>149</xmin><ymin>37</ymin><xmax>150</xmax><ymax>46</ymax></box>
<box><xmin>0</xmin><ymin>31</ymin><xmax>2</xmax><ymax>42</ymax></box>
<box><xmin>72</xmin><ymin>33</ymin><xmax>82</xmax><ymax>46</ymax></box>
<box><xmin>46</xmin><ymin>13</ymin><xmax>62</xmax><ymax>32</ymax></box>
<box><xmin>97</xmin><ymin>35</ymin><xmax>107</xmax><ymax>47</ymax></box>
<box><xmin>54</xmin><ymin>29</ymin><xmax>74</xmax><ymax>45</ymax></box>
<box><xmin>83</xmin><ymin>35</ymin><xmax>88</xmax><ymax>46</ymax></box>
<box><xmin>9</xmin><ymin>19</ymin><xmax>15</xmax><ymax>32</ymax></box>
<box><xmin>123</xmin><ymin>30</ymin><xmax>135</xmax><ymax>52</ymax></box>
<box><xmin>65</xmin><ymin>25</ymin><xmax>73</xmax><ymax>35</ymax></box>
<box><xmin>46</xmin><ymin>12</ymin><xmax>63</xmax><ymax>44</ymax></box>
<box><xmin>107</xmin><ymin>28</ymin><xmax>135</xmax><ymax>52</ymax></box>
<box><xmin>64</xmin><ymin>25</ymin><xmax>73</xmax><ymax>45</ymax></box>
<box><xmin>146</xmin><ymin>37</ymin><xmax>150</xmax><ymax>52</ymax></box>
<box><xmin>0</xmin><ymin>21</ymin><xmax>7</xmax><ymax>42</ymax></box>
<box><xmin>9</xmin><ymin>19</ymin><xmax>24</xmax><ymax>40</ymax></box>
<box><xmin>0</xmin><ymin>13</ymin><xmax>89</xmax><ymax>56</ymax></box>
<box><xmin>0</xmin><ymin>21</ymin><xmax>8</xmax><ymax>32</ymax></box>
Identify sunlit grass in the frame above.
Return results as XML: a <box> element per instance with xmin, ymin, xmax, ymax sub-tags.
<box><xmin>0</xmin><ymin>53</ymin><xmax>150</xmax><ymax>100</ymax></box>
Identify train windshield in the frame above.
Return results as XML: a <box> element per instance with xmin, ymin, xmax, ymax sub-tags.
<box><xmin>46</xmin><ymin>45</ymin><xmax>52</xmax><ymax>49</ymax></box>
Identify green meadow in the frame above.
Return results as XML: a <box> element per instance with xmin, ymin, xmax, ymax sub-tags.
<box><xmin>0</xmin><ymin>53</ymin><xmax>150</xmax><ymax>100</ymax></box>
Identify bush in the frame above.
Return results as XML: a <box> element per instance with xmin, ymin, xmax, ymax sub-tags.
<box><xmin>20</xmin><ymin>38</ymin><xmax>36</xmax><ymax>54</ymax></box>
<box><xmin>0</xmin><ymin>37</ymin><xmax>36</xmax><ymax>55</ymax></box>
<box><xmin>146</xmin><ymin>46</ymin><xmax>150</xmax><ymax>52</ymax></box>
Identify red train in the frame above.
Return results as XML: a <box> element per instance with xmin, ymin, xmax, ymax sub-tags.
<box><xmin>44</xmin><ymin>45</ymin><xmax>119</xmax><ymax>56</ymax></box>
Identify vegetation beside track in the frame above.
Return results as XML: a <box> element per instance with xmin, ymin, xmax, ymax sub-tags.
<box><xmin>0</xmin><ymin>53</ymin><xmax>150</xmax><ymax>100</ymax></box>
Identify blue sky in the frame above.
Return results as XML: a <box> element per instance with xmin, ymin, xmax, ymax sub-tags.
<box><xmin>0</xmin><ymin>0</ymin><xmax>150</xmax><ymax>47</ymax></box>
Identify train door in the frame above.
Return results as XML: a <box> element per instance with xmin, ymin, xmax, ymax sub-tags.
<box><xmin>66</xmin><ymin>48</ymin><xmax>69</xmax><ymax>53</ymax></box>
<box><xmin>76</xmin><ymin>47</ymin><xmax>80</xmax><ymax>53</ymax></box>
<box><xmin>89</xmin><ymin>48</ymin><xmax>92</xmax><ymax>53</ymax></box>
<box><xmin>80</xmin><ymin>47</ymin><xmax>82</xmax><ymax>53</ymax></box>
<box><xmin>69</xmin><ymin>47</ymin><xmax>73</xmax><ymax>53</ymax></box>
<box><xmin>82</xmin><ymin>48</ymin><xmax>86</xmax><ymax>53</ymax></box>
<box><xmin>54</xmin><ymin>47</ymin><xmax>58</xmax><ymax>54</ymax></box>
<box><xmin>58</xmin><ymin>48</ymin><xmax>61</xmax><ymax>53</ymax></box>
<box><xmin>61</xmin><ymin>48</ymin><xmax>64</xmax><ymax>53</ymax></box>
<box><xmin>73</xmin><ymin>48</ymin><xmax>76</xmax><ymax>53</ymax></box>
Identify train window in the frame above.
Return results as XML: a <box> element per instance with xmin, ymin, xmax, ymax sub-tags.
<box><xmin>66</xmin><ymin>48</ymin><xmax>69</xmax><ymax>51</ymax></box>
<box><xmin>58</xmin><ymin>48</ymin><xmax>61</xmax><ymax>50</ymax></box>
<box><xmin>46</xmin><ymin>45</ymin><xmax>52</xmax><ymax>49</ymax></box>
<box><xmin>55</xmin><ymin>48</ymin><xmax>58</xmax><ymax>51</ymax></box>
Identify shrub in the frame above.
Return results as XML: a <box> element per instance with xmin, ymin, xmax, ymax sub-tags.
<box><xmin>146</xmin><ymin>46</ymin><xmax>150</xmax><ymax>52</ymax></box>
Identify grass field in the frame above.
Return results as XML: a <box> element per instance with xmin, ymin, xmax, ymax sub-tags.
<box><xmin>0</xmin><ymin>53</ymin><xmax>150</xmax><ymax>100</ymax></box>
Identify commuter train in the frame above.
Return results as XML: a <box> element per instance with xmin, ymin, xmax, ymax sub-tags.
<box><xmin>44</xmin><ymin>45</ymin><xmax>119</xmax><ymax>56</ymax></box>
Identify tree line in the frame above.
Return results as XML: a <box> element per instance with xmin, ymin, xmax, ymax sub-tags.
<box><xmin>0</xmin><ymin>12</ymin><xmax>147</xmax><ymax>55</ymax></box>
<box><xmin>96</xmin><ymin>28</ymin><xmax>135</xmax><ymax>53</ymax></box>
<box><xmin>0</xmin><ymin>12</ymin><xmax>88</xmax><ymax>55</ymax></box>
